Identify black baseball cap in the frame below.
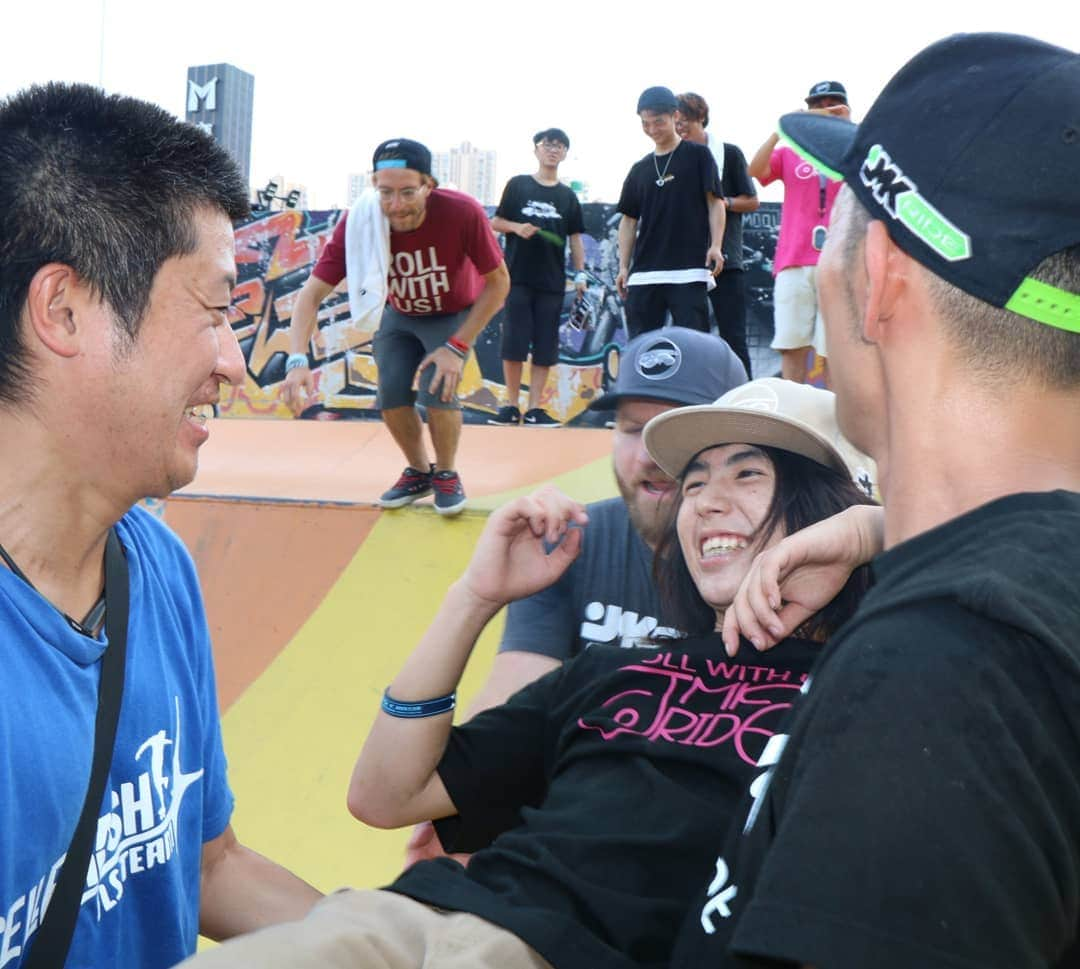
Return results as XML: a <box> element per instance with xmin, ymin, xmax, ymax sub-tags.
<box><xmin>590</xmin><ymin>327</ymin><xmax>747</xmax><ymax>411</ymax></box>
<box><xmin>534</xmin><ymin>128</ymin><xmax>570</xmax><ymax>148</ymax></box>
<box><xmin>636</xmin><ymin>86</ymin><xmax>678</xmax><ymax>114</ymax></box>
<box><xmin>805</xmin><ymin>81</ymin><xmax>848</xmax><ymax>105</ymax></box>
<box><xmin>372</xmin><ymin>138</ymin><xmax>434</xmax><ymax>179</ymax></box>
<box><xmin>779</xmin><ymin>33</ymin><xmax>1080</xmax><ymax>333</ymax></box>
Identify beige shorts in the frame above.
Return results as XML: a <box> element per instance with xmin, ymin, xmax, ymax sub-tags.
<box><xmin>771</xmin><ymin>265</ymin><xmax>827</xmax><ymax>357</ymax></box>
<box><xmin>179</xmin><ymin>888</ymin><xmax>554</xmax><ymax>969</ymax></box>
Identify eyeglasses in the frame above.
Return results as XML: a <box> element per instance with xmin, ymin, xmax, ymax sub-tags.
<box><xmin>536</xmin><ymin>140</ymin><xmax>567</xmax><ymax>150</ymax></box>
<box><xmin>377</xmin><ymin>187</ymin><xmax>425</xmax><ymax>203</ymax></box>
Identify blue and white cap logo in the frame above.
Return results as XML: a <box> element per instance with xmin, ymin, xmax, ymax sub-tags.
<box><xmin>636</xmin><ymin>337</ymin><xmax>682</xmax><ymax>381</ymax></box>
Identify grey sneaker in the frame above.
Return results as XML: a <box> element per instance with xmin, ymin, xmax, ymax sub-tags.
<box><xmin>379</xmin><ymin>465</ymin><xmax>434</xmax><ymax>508</ymax></box>
<box><xmin>432</xmin><ymin>470</ymin><xmax>467</xmax><ymax>516</ymax></box>
<box><xmin>487</xmin><ymin>405</ymin><xmax>521</xmax><ymax>426</ymax></box>
<box><xmin>523</xmin><ymin>408</ymin><xmax>561</xmax><ymax>428</ymax></box>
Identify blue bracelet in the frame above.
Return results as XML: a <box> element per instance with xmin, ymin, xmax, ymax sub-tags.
<box><xmin>381</xmin><ymin>688</ymin><xmax>457</xmax><ymax>719</ymax></box>
<box><xmin>285</xmin><ymin>353</ymin><xmax>309</xmax><ymax>372</ymax></box>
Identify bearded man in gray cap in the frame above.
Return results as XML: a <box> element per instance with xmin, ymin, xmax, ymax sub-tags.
<box><xmin>616</xmin><ymin>86</ymin><xmax>727</xmax><ymax>337</ymax></box>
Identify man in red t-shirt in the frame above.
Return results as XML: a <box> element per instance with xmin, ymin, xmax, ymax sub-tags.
<box><xmin>284</xmin><ymin>139</ymin><xmax>509</xmax><ymax>515</ymax></box>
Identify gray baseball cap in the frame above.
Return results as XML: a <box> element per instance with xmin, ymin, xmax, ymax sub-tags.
<box><xmin>589</xmin><ymin>327</ymin><xmax>748</xmax><ymax>411</ymax></box>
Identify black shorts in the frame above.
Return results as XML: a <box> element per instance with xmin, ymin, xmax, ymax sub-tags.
<box><xmin>624</xmin><ymin>282</ymin><xmax>708</xmax><ymax>338</ymax></box>
<box><xmin>708</xmin><ymin>269</ymin><xmax>752</xmax><ymax>377</ymax></box>
<box><xmin>500</xmin><ymin>285</ymin><xmax>564</xmax><ymax>366</ymax></box>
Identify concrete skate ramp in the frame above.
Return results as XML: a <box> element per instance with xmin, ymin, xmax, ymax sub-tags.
<box><xmin>160</xmin><ymin>418</ymin><xmax>618</xmax><ymax>900</ymax></box>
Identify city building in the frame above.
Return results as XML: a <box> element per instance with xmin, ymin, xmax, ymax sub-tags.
<box><xmin>431</xmin><ymin>141</ymin><xmax>498</xmax><ymax>205</ymax></box>
<box><xmin>346</xmin><ymin>172</ymin><xmax>372</xmax><ymax>207</ymax></box>
<box><xmin>185</xmin><ymin>63</ymin><xmax>255</xmax><ymax>183</ymax></box>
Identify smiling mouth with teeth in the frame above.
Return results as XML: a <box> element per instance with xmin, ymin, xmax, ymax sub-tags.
<box><xmin>701</xmin><ymin>535</ymin><xmax>748</xmax><ymax>558</ymax></box>
<box><xmin>185</xmin><ymin>404</ymin><xmax>214</xmax><ymax>425</ymax></box>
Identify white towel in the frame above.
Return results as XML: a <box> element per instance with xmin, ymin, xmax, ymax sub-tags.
<box><xmin>705</xmin><ymin>131</ymin><xmax>725</xmax><ymax>183</ymax></box>
<box><xmin>344</xmin><ymin>188</ymin><xmax>390</xmax><ymax>330</ymax></box>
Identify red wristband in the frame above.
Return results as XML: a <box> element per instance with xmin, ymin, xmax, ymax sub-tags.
<box><xmin>446</xmin><ymin>336</ymin><xmax>470</xmax><ymax>354</ymax></box>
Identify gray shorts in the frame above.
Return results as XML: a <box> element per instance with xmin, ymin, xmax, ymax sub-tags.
<box><xmin>374</xmin><ymin>305</ymin><xmax>470</xmax><ymax>411</ymax></box>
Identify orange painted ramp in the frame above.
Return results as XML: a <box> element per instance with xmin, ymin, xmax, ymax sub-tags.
<box><xmin>163</xmin><ymin>497</ymin><xmax>379</xmax><ymax>710</ymax></box>
<box><xmin>179</xmin><ymin>418</ymin><xmax>612</xmax><ymax>506</ymax></box>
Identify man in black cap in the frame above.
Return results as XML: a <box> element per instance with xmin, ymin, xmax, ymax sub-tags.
<box><xmin>284</xmin><ymin>138</ymin><xmax>510</xmax><ymax>515</ymax></box>
<box><xmin>489</xmin><ymin>128</ymin><xmax>587</xmax><ymax>427</ymax></box>
<box><xmin>616</xmin><ymin>86</ymin><xmax>727</xmax><ymax>338</ymax></box>
<box><xmin>748</xmin><ymin>81</ymin><xmax>849</xmax><ymax>383</ymax></box>
<box><xmin>674</xmin><ymin>32</ymin><xmax>1080</xmax><ymax>969</ymax></box>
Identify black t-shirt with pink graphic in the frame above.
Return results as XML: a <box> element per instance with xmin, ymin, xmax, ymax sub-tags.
<box><xmin>387</xmin><ymin>633</ymin><xmax>821</xmax><ymax>969</ymax></box>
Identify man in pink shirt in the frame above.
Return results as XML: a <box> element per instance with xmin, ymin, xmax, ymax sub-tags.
<box><xmin>284</xmin><ymin>139</ymin><xmax>509</xmax><ymax>515</ymax></box>
<box><xmin>749</xmin><ymin>82</ymin><xmax>849</xmax><ymax>383</ymax></box>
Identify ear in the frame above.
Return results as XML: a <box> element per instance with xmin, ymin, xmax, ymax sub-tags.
<box><xmin>861</xmin><ymin>221</ymin><xmax>911</xmax><ymax>344</ymax></box>
<box><xmin>24</xmin><ymin>264</ymin><xmax>90</xmax><ymax>359</ymax></box>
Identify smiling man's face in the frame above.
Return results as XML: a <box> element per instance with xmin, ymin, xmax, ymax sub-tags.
<box><xmin>612</xmin><ymin>397</ymin><xmax>681</xmax><ymax>549</ymax></box>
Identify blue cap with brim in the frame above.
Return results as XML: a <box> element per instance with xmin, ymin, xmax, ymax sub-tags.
<box><xmin>589</xmin><ymin>327</ymin><xmax>747</xmax><ymax>412</ymax></box>
<box><xmin>778</xmin><ymin>32</ymin><xmax>1080</xmax><ymax>334</ymax></box>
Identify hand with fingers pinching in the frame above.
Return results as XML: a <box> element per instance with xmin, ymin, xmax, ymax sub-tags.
<box><xmin>463</xmin><ymin>488</ymin><xmax>590</xmax><ymax>608</ymax></box>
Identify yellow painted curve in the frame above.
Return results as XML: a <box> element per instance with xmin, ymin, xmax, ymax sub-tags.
<box><xmin>217</xmin><ymin>509</ymin><xmax>502</xmax><ymax>894</ymax></box>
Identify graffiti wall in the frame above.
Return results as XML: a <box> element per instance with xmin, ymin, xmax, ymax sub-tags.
<box><xmin>219</xmin><ymin>202</ymin><xmax>785</xmax><ymax>426</ymax></box>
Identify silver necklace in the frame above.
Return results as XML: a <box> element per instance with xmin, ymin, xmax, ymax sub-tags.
<box><xmin>653</xmin><ymin>142</ymin><xmax>679</xmax><ymax>187</ymax></box>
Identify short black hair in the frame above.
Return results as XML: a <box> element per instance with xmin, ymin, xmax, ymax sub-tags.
<box><xmin>0</xmin><ymin>82</ymin><xmax>250</xmax><ymax>404</ymax></box>
<box><xmin>636</xmin><ymin>86</ymin><xmax>678</xmax><ymax>115</ymax></box>
<box><xmin>533</xmin><ymin>127</ymin><xmax>570</xmax><ymax>149</ymax></box>
<box><xmin>654</xmin><ymin>447</ymin><xmax>877</xmax><ymax>639</ymax></box>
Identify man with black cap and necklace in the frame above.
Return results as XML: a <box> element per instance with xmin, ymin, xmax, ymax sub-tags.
<box><xmin>615</xmin><ymin>86</ymin><xmax>726</xmax><ymax>338</ymax></box>
<box><xmin>285</xmin><ymin>138</ymin><xmax>510</xmax><ymax>516</ymax></box>
<box><xmin>673</xmin><ymin>32</ymin><xmax>1080</xmax><ymax>969</ymax></box>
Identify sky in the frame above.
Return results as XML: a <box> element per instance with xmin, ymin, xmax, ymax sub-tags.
<box><xmin>3</xmin><ymin>1</ymin><xmax>1077</xmax><ymax>207</ymax></box>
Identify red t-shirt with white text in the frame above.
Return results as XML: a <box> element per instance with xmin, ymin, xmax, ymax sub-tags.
<box><xmin>311</xmin><ymin>188</ymin><xmax>504</xmax><ymax>316</ymax></box>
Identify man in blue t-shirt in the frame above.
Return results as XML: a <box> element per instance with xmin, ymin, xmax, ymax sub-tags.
<box><xmin>0</xmin><ymin>83</ymin><xmax>320</xmax><ymax>968</ymax></box>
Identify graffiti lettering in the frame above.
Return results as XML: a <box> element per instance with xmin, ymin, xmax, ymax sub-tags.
<box><xmin>219</xmin><ymin>203</ymin><xmax>784</xmax><ymax>421</ymax></box>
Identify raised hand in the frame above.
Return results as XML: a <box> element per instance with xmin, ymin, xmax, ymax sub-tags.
<box><xmin>462</xmin><ymin>488</ymin><xmax>589</xmax><ymax>607</ymax></box>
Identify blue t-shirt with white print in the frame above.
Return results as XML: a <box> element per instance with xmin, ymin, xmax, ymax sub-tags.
<box><xmin>0</xmin><ymin>506</ymin><xmax>232</xmax><ymax>968</ymax></box>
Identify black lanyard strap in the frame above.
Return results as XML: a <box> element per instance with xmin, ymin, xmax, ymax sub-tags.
<box><xmin>23</xmin><ymin>528</ymin><xmax>129</xmax><ymax>969</ymax></box>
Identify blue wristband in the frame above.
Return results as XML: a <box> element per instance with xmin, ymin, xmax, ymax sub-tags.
<box><xmin>574</xmin><ymin>271</ymin><xmax>587</xmax><ymax>286</ymax></box>
<box><xmin>381</xmin><ymin>688</ymin><xmax>457</xmax><ymax>719</ymax></box>
<box><xmin>285</xmin><ymin>353</ymin><xmax>309</xmax><ymax>372</ymax></box>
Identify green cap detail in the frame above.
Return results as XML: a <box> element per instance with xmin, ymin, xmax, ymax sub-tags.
<box><xmin>776</xmin><ymin>131</ymin><xmax>844</xmax><ymax>182</ymax></box>
<box><xmin>894</xmin><ymin>194</ymin><xmax>971</xmax><ymax>262</ymax></box>
<box><xmin>1005</xmin><ymin>277</ymin><xmax>1080</xmax><ymax>333</ymax></box>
